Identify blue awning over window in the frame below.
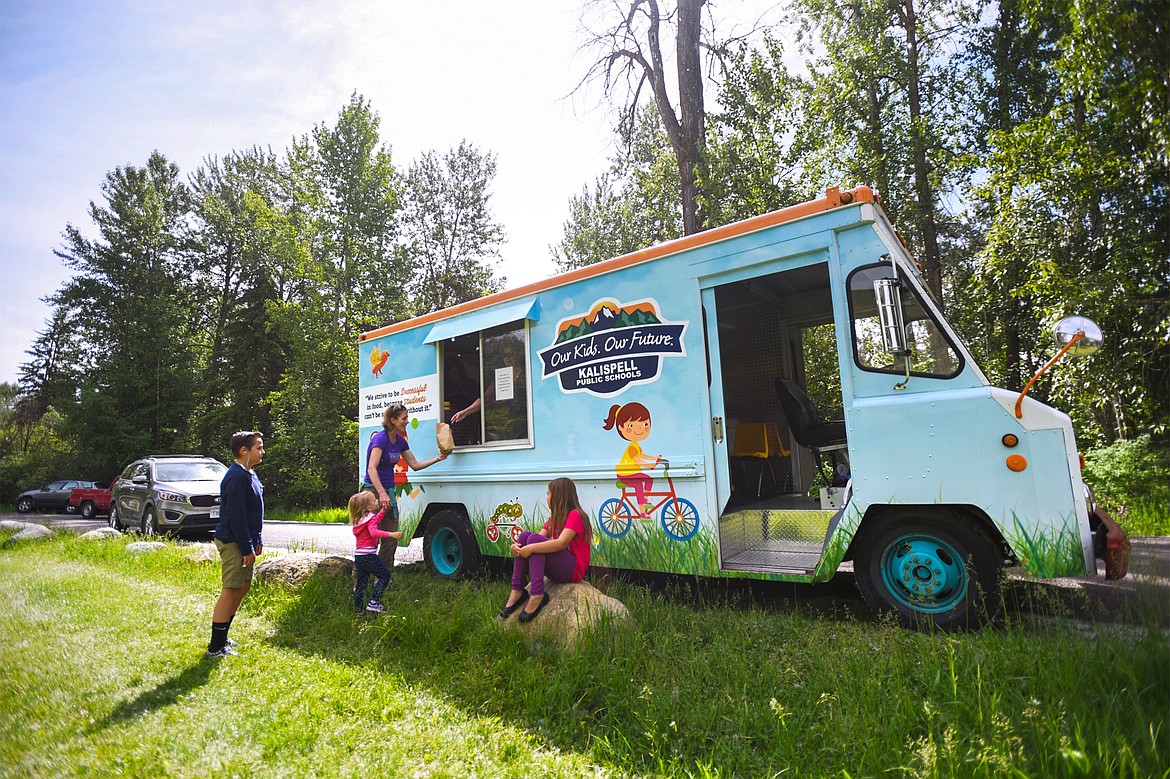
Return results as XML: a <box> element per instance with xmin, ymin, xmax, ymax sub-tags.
<box><xmin>422</xmin><ymin>298</ymin><xmax>540</xmax><ymax>344</ymax></box>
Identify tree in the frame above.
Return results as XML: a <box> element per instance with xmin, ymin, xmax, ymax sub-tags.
<box><xmin>969</xmin><ymin>0</ymin><xmax>1169</xmax><ymax>443</ymax></box>
<box><xmin>702</xmin><ymin>35</ymin><xmax>807</xmax><ymax>226</ymax></box>
<box><xmin>401</xmin><ymin>140</ymin><xmax>506</xmax><ymax>313</ymax></box>
<box><xmin>272</xmin><ymin>94</ymin><xmax>405</xmax><ymax>505</ymax></box>
<box><xmin>187</xmin><ymin>147</ymin><xmax>305</xmax><ymax>453</ymax></box>
<box><xmin>49</xmin><ymin>151</ymin><xmax>197</xmax><ymax>475</ymax></box>
<box><xmin>789</xmin><ymin>0</ymin><xmax>977</xmax><ymax>305</ymax></box>
<box><xmin>579</xmin><ymin>0</ymin><xmax>710</xmax><ymax>235</ymax></box>
<box><xmin>552</xmin><ymin>104</ymin><xmax>683</xmax><ymax>271</ymax></box>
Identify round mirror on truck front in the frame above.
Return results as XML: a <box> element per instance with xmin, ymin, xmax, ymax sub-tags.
<box><xmin>1054</xmin><ymin>316</ymin><xmax>1103</xmax><ymax>356</ymax></box>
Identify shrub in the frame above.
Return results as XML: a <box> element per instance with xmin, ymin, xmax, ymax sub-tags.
<box><xmin>1083</xmin><ymin>435</ymin><xmax>1170</xmax><ymax>536</ymax></box>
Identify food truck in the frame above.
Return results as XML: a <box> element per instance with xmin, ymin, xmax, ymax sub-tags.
<box><xmin>358</xmin><ymin>186</ymin><xmax>1128</xmax><ymax>629</ymax></box>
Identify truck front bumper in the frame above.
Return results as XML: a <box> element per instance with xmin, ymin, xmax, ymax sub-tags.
<box><xmin>1092</xmin><ymin>506</ymin><xmax>1130</xmax><ymax>580</ymax></box>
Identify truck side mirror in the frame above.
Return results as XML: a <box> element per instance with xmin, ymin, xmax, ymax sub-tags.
<box><xmin>1014</xmin><ymin>315</ymin><xmax>1104</xmax><ymax>418</ymax></box>
<box><xmin>1054</xmin><ymin>316</ymin><xmax>1103</xmax><ymax>357</ymax></box>
<box><xmin>873</xmin><ymin>278</ymin><xmax>910</xmax><ymax>356</ymax></box>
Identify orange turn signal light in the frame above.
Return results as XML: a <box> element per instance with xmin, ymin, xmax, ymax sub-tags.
<box><xmin>1002</xmin><ymin>434</ymin><xmax>1019</xmax><ymax>448</ymax></box>
<box><xmin>1006</xmin><ymin>454</ymin><xmax>1027</xmax><ymax>472</ymax></box>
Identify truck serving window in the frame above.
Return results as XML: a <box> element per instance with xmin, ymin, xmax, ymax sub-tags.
<box><xmin>441</xmin><ymin>320</ymin><xmax>531</xmax><ymax>447</ymax></box>
<box><xmin>847</xmin><ymin>264</ymin><xmax>962</xmax><ymax>379</ymax></box>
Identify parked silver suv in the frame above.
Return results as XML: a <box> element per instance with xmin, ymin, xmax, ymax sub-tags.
<box><xmin>109</xmin><ymin>455</ymin><xmax>227</xmax><ymax>536</ymax></box>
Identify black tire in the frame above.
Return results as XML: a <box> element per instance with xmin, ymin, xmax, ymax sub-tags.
<box><xmin>854</xmin><ymin>511</ymin><xmax>1004</xmax><ymax>631</ymax></box>
<box><xmin>141</xmin><ymin>505</ymin><xmax>158</xmax><ymax>537</ymax></box>
<box><xmin>423</xmin><ymin>510</ymin><xmax>482</xmax><ymax>581</ymax></box>
<box><xmin>108</xmin><ymin>504</ymin><xmax>121</xmax><ymax>530</ymax></box>
<box><xmin>80</xmin><ymin>501</ymin><xmax>97</xmax><ymax>519</ymax></box>
<box><xmin>16</xmin><ymin>497</ymin><xmax>33</xmax><ymax>514</ymax></box>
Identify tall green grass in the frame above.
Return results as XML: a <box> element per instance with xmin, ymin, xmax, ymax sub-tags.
<box><xmin>265</xmin><ymin>506</ymin><xmax>349</xmax><ymax>524</ymax></box>
<box><xmin>1</xmin><ymin>531</ymin><xmax>1166</xmax><ymax>778</ymax></box>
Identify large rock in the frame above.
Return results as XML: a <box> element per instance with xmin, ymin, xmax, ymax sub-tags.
<box><xmin>0</xmin><ymin>520</ymin><xmax>30</xmax><ymax>532</ymax></box>
<box><xmin>185</xmin><ymin>544</ymin><xmax>218</xmax><ymax>563</ymax></box>
<box><xmin>498</xmin><ymin>579</ymin><xmax>632</xmax><ymax>650</ymax></box>
<box><xmin>80</xmin><ymin>527</ymin><xmax>122</xmax><ymax>540</ymax></box>
<box><xmin>1</xmin><ymin>524</ymin><xmax>53</xmax><ymax>545</ymax></box>
<box><xmin>255</xmin><ymin>552</ymin><xmax>354</xmax><ymax>587</ymax></box>
<box><xmin>125</xmin><ymin>541</ymin><xmax>167</xmax><ymax>553</ymax></box>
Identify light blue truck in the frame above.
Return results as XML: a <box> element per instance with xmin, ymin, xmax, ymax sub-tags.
<box><xmin>358</xmin><ymin>186</ymin><xmax>1129</xmax><ymax>629</ymax></box>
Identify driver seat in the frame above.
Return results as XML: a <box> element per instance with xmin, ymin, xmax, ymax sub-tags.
<box><xmin>774</xmin><ymin>378</ymin><xmax>848</xmax><ymax>482</ymax></box>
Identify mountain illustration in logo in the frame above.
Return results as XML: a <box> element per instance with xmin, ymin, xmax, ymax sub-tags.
<box><xmin>554</xmin><ymin>301</ymin><xmax>663</xmax><ymax>344</ymax></box>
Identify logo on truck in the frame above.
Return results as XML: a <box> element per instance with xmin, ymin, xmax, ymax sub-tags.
<box><xmin>538</xmin><ymin>298</ymin><xmax>687</xmax><ymax>396</ymax></box>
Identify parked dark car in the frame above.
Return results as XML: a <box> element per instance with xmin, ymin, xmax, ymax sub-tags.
<box><xmin>109</xmin><ymin>456</ymin><xmax>227</xmax><ymax>536</ymax></box>
<box><xmin>16</xmin><ymin>480</ymin><xmax>96</xmax><ymax>514</ymax></box>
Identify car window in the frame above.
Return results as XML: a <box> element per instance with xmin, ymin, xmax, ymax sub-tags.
<box><xmin>47</xmin><ymin>481</ymin><xmax>67</xmax><ymax>490</ymax></box>
<box><xmin>62</xmin><ymin>481</ymin><xmax>79</xmax><ymax>490</ymax></box>
<box><xmin>154</xmin><ymin>461</ymin><xmax>228</xmax><ymax>482</ymax></box>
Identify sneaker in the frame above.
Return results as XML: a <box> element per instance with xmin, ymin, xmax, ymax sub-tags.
<box><xmin>366</xmin><ymin>601</ymin><xmax>386</xmax><ymax>613</ymax></box>
<box><xmin>205</xmin><ymin>645</ymin><xmax>238</xmax><ymax>660</ymax></box>
<box><xmin>225</xmin><ymin>637</ymin><xmax>238</xmax><ymax>649</ymax></box>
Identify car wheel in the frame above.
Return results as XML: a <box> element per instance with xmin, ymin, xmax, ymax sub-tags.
<box><xmin>80</xmin><ymin>501</ymin><xmax>97</xmax><ymax>519</ymax></box>
<box><xmin>108</xmin><ymin>504</ymin><xmax>121</xmax><ymax>530</ymax></box>
<box><xmin>16</xmin><ymin>497</ymin><xmax>33</xmax><ymax>514</ymax></box>
<box><xmin>141</xmin><ymin>505</ymin><xmax>158</xmax><ymax>537</ymax></box>
<box><xmin>854</xmin><ymin>511</ymin><xmax>1005</xmax><ymax>631</ymax></box>
<box><xmin>423</xmin><ymin>510</ymin><xmax>482</xmax><ymax>581</ymax></box>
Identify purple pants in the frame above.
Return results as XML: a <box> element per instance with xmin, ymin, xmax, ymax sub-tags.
<box><xmin>511</xmin><ymin>531</ymin><xmax>576</xmax><ymax>597</ymax></box>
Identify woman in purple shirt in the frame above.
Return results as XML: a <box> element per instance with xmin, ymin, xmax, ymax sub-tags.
<box><xmin>363</xmin><ymin>403</ymin><xmax>448</xmax><ymax>570</ymax></box>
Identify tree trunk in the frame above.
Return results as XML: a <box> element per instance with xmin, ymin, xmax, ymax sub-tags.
<box><xmin>900</xmin><ymin>0</ymin><xmax>943</xmax><ymax>306</ymax></box>
<box><xmin>676</xmin><ymin>0</ymin><xmax>706</xmax><ymax>234</ymax></box>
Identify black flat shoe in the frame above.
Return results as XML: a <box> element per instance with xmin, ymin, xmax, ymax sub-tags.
<box><xmin>496</xmin><ymin>589</ymin><xmax>529</xmax><ymax>619</ymax></box>
<box><xmin>517</xmin><ymin>592</ymin><xmax>550</xmax><ymax>624</ymax></box>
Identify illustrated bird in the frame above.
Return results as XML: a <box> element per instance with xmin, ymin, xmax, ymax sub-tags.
<box><xmin>370</xmin><ymin>346</ymin><xmax>390</xmax><ymax>377</ymax></box>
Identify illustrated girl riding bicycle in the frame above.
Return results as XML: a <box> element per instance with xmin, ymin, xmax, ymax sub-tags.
<box><xmin>599</xmin><ymin>402</ymin><xmax>699</xmax><ymax>541</ymax></box>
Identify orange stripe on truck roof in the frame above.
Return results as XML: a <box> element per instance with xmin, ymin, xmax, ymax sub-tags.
<box><xmin>359</xmin><ymin>185</ymin><xmax>875</xmax><ymax>342</ymax></box>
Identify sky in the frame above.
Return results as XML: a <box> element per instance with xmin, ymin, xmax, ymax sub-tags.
<box><xmin>0</xmin><ymin>1</ymin><xmax>783</xmax><ymax>386</ymax></box>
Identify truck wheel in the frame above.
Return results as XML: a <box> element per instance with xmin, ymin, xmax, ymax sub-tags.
<box><xmin>141</xmin><ymin>505</ymin><xmax>158</xmax><ymax>537</ymax></box>
<box><xmin>16</xmin><ymin>497</ymin><xmax>33</xmax><ymax>514</ymax></box>
<box><xmin>854</xmin><ymin>511</ymin><xmax>1004</xmax><ymax>631</ymax></box>
<box><xmin>80</xmin><ymin>501</ymin><xmax>97</xmax><ymax>519</ymax></box>
<box><xmin>108</xmin><ymin>504</ymin><xmax>121</xmax><ymax>530</ymax></box>
<box><xmin>424</xmin><ymin>510</ymin><xmax>481</xmax><ymax>580</ymax></box>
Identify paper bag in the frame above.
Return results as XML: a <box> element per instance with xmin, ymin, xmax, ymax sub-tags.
<box><xmin>436</xmin><ymin>422</ymin><xmax>455</xmax><ymax>454</ymax></box>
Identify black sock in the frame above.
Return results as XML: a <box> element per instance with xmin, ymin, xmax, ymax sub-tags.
<box><xmin>209</xmin><ymin>621</ymin><xmax>230</xmax><ymax>652</ymax></box>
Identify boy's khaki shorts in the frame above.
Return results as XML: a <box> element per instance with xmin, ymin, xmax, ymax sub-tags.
<box><xmin>215</xmin><ymin>538</ymin><xmax>255</xmax><ymax>589</ymax></box>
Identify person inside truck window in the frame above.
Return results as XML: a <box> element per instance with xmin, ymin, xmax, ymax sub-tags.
<box><xmin>498</xmin><ymin>477</ymin><xmax>592</xmax><ymax>623</ymax></box>
<box><xmin>452</xmin><ymin>331</ymin><xmax>528</xmax><ymax>443</ymax></box>
<box><xmin>444</xmin><ymin>358</ymin><xmax>481</xmax><ymax>446</ymax></box>
<box><xmin>602</xmin><ymin>402</ymin><xmax>662</xmax><ymax>519</ymax></box>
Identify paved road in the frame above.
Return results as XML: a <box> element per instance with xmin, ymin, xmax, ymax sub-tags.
<box><xmin>5</xmin><ymin>512</ymin><xmax>1166</xmax><ymax>626</ymax></box>
<box><xmin>0</xmin><ymin>512</ymin><xmax>424</xmax><ymax>564</ymax></box>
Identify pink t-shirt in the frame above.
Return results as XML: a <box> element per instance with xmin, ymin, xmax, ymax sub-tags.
<box><xmin>353</xmin><ymin>509</ymin><xmax>390</xmax><ymax>555</ymax></box>
<box><xmin>542</xmin><ymin>509</ymin><xmax>590</xmax><ymax>581</ymax></box>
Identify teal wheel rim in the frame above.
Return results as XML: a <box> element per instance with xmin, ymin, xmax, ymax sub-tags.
<box><xmin>432</xmin><ymin>526</ymin><xmax>461</xmax><ymax>576</ymax></box>
<box><xmin>879</xmin><ymin>533</ymin><xmax>967</xmax><ymax>613</ymax></box>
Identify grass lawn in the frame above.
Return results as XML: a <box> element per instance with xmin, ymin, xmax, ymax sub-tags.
<box><xmin>1</xmin><ymin>531</ymin><xmax>1166</xmax><ymax>778</ymax></box>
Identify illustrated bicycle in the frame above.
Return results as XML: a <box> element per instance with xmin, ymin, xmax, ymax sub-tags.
<box><xmin>597</xmin><ymin>460</ymin><xmax>700</xmax><ymax>541</ymax></box>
